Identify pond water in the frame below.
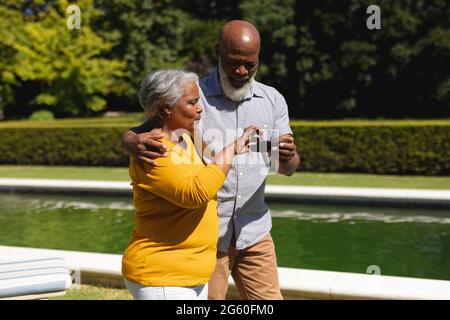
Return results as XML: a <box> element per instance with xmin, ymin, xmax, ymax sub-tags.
<box><xmin>0</xmin><ymin>193</ymin><xmax>449</xmax><ymax>280</ymax></box>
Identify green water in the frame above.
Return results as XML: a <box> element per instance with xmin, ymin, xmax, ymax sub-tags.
<box><xmin>0</xmin><ymin>193</ymin><xmax>449</xmax><ymax>280</ymax></box>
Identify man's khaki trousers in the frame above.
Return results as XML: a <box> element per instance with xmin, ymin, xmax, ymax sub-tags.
<box><xmin>208</xmin><ymin>233</ymin><xmax>283</xmax><ymax>300</ymax></box>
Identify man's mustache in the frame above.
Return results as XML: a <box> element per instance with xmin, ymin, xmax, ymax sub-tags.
<box><xmin>230</xmin><ymin>76</ymin><xmax>250</xmax><ymax>81</ymax></box>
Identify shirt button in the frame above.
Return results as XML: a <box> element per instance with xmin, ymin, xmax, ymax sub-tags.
<box><xmin>237</xmin><ymin>195</ymin><xmax>242</xmax><ymax>199</ymax></box>
<box><xmin>239</xmin><ymin>172</ymin><xmax>243</xmax><ymax>176</ymax></box>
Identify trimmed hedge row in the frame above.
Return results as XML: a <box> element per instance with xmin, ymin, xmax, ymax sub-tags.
<box><xmin>0</xmin><ymin>128</ymin><xmax>128</xmax><ymax>166</ymax></box>
<box><xmin>0</xmin><ymin>124</ymin><xmax>449</xmax><ymax>175</ymax></box>
<box><xmin>293</xmin><ymin>125</ymin><xmax>450</xmax><ymax>175</ymax></box>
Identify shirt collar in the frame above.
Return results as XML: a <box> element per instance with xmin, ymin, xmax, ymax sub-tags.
<box><xmin>203</xmin><ymin>67</ymin><xmax>264</xmax><ymax>100</ymax></box>
<box><xmin>203</xmin><ymin>67</ymin><xmax>223</xmax><ymax>97</ymax></box>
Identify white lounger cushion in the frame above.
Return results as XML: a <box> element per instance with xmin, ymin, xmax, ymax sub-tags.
<box><xmin>0</xmin><ymin>257</ymin><xmax>72</xmax><ymax>298</ymax></box>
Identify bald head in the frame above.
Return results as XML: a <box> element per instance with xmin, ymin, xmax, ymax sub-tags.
<box><xmin>216</xmin><ymin>20</ymin><xmax>260</xmax><ymax>90</ymax></box>
<box><xmin>218</xmin><ymin>20</ymin><xmax>260</xmax><ymax>54</ymax></box>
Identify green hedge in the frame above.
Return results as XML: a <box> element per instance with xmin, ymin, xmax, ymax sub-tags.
<box><xmin>0</xmin><ymin>123</ymin><xmax>449</xmax><ymax>175</ymax></box>
<box><xmin>293</xmin><ymin>125</ymin><xmax>450</xmax><ymax>175</ymax></box>
<box><xmin>0</xmin><ymin>127</ymin><xmax>128</xmax><ymax>166</ymax></box>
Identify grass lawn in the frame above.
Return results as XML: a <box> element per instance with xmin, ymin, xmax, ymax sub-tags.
<box><xmin>50</xmin><ymin>284</ymin><xmax>132</xmax><ymax>300</ymax></box>
<box><xmin>0</xmin><ymin>165</ymin><xmax>449</xmax><ymax>189</ymax></box>
<box><xmin>1</xmin><ymin>114</ymin><xmax>448</xmax><ymax>128</ymax></box>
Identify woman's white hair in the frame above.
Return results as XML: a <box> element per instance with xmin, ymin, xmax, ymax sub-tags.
<box><xmin>138</xmin><ymin>70</ymin><xmax>199</xmax><ymax>120</ymax></box>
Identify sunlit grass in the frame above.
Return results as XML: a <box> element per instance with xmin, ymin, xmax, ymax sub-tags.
<box><xmin>0</xmin><ymin>165</ymin><xmax>449</xmax><ymax>189</ymax></box>
<box><xmin>49</xmin><ymin>284</ymin><xmax>132</xmax><ymax>300</ymax></box>
<box><xmin>1</xmin><ymin>114</ymin><xmax>449</xmax><ymax>128</ymax></box>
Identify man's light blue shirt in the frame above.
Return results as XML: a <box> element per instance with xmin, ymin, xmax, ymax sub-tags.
<box><xmin>196</xmin><ymin>68</ymin><xmax>293</xmax><ymax>252</ymax></box>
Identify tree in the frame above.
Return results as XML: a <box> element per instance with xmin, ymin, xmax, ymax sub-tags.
<box><xmin>242</xmin><ymin>0</ymin><xmax>449</xmax><ymax>119</ymax></box>
<box><xmin>1</xmin><ymin>0</ymin><xmax>126</xmax><ymax>117</ymax></box>
<box><xmin>94</xmin><ymin>0</ymin><xmax>193</xmax><ymax>109</ymax></box>
<box><xmin>1</xmin><ymin>0</ymin><xmax>448</xmax><ymax>119</ymax></box>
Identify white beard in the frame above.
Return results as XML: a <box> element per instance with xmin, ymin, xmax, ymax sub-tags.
<box><xmin>218</xmin><ymin>60</ymin><xmax>256</xmax><ymax>102</ymax></box>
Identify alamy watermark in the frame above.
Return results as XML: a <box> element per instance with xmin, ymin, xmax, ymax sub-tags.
<box><xmin>66</xmin><ymin>4</ymin><xmax>81</xmax><ymax>30</ymax></box>
<box><xmin>366</xmin><ymin>5</ymin><xmax>381</xmax><ymax>30</ymax></box>
<box><xmin>367</xmin><ymin>265</ymin><xmax>381</xmax><ymax>275</ymax></box>
<box><xmin>70</xmin><ymin>265</ymin><xmax>81</xmax><ymax>289</ymax></box>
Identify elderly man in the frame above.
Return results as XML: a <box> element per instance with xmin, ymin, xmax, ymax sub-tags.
<box><xmin>122</xmin><ymin>20</ymin><xmax>300</xmax><ymax>300</ymax></box>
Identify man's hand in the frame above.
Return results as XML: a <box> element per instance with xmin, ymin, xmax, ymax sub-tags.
<box><xmin>279</xmin><ymin>134</ymin><xmax>297</xmax><ymax>162</ymax></box>
<box><xmin>276</xmin><ymin>134</ymin><xmax>300</xmax><ymax>176</ymax></box>
<box><xmin>122</xmin><ymin>128</ymin><xmax>168</xmax><ymax>166</ymax></box>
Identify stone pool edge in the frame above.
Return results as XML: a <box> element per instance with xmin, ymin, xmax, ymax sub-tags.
<box><xmin>1</xmin><ymin>245</ymin><xmax>450</xmax><ymax>300</ymax></box>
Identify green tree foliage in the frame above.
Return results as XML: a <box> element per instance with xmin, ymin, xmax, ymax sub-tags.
<box><xmin>93</xmin><ymin>0</ymin><xmax>225</xmax><ymax>106</ymax></box>
<box><xmin>0</xmin><ymin>0</ymin><xmax>126</xmax><ymax>117</ymax></box>
<box><xmin>240</xmin><ymin>0</ymin><xmax>449</xmax><ymax>118</ymax></box>
<box><xmin>0</xmin><ymin>0</ymin><xmax>448</xmax><ymax>119</ymax></box>
<box><xmin>93</xmin><ymin>0</ymin><xmax>191</xmax><ymax>106</ymax></box>
<box><xmin>0</xmin><ymin>3</ymin><xmax>23</xmax><ymax>111</ymax></box>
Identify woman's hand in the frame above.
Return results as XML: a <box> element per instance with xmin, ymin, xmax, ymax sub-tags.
<box><xmin>213</xmin><ymin>126</ymin><xmax>260</xmax><ymax>176</ymax></box>
<box><xmin>234</xmin><ymin>126</ymin><xmax>260</xmax><ymax>155</ymax></box>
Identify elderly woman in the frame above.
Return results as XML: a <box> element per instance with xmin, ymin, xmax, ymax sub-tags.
<box><xmin>122</xmin><ymin>70</ymin><xmax>257</xmax><ymax>300</ymax></box>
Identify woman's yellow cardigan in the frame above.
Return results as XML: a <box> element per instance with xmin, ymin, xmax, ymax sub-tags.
<box><xmin>122</xmin><ymin>133</ymin><xmax>225</xmax><ymax>286</ymax></box>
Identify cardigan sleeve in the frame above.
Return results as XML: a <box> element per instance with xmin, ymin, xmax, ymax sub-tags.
<box><xmin>131</xmin><ymin>156</ymin><xmax>226</xmax><ymax>209</ymax></box>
